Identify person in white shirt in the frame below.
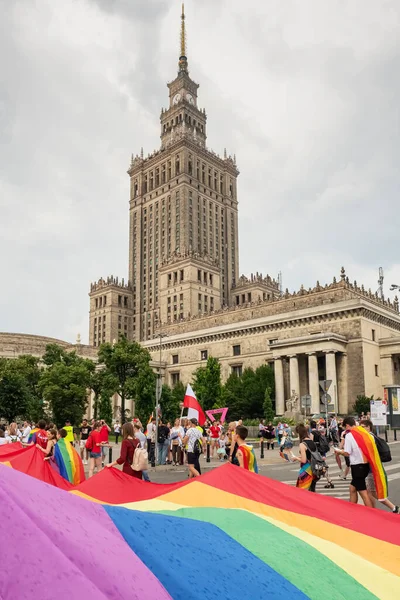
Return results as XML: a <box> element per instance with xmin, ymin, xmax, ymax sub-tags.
<box><xmin>335</xmin><ymin>416</ymin><xmax>373</xmax><ymax>507</ymax></box>
<box><xmin>113</xmin><ymin>421</ymin><xmax>121</xmax><ymax>444</ymax></box>
<box><xmin>146</xmin><ymin>418</ymin><xmax>156</xmax><ymax>464</ymax></box>
<box><xmin>21</xmin><ymin>421</ymin><xmax>32</xmax><ymax>444</ymax></box>
<box><xmin>170</xmin><ymin>418</ymin><xmax>184</xmax><ymax>466</ymax></box>
<box><xmin>182</xmin><ymin>419</ymin><xmax>203</xmax><ymax>478</ymax></box>
<box><xmin>5</xmin><ymin>423</ymin><xmax>22</xmax><ymax>444</ymax></box>
<box><xmin>133</xmin><ymin>424</ymin><xmax>150</xmax><ymax>482</ymax></box>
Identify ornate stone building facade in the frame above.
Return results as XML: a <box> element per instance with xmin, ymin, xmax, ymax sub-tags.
<box><xmin>88</xmin><ymin>6</ymin><xmax>400</xmax><ymax>414</ymax></box>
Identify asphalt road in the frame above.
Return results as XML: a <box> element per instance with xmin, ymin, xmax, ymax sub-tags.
<box><xmin>148</xmin><ymin>441</ymin><xmax>400</xmax><ymax>512</ymax></box>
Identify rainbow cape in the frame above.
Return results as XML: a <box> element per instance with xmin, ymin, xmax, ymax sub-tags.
<box><xmin>54</xmin><ymin>438</ymin><xmax>85</xmax><ymax>485</ymax></box>
<box><xmin>1</xmin><ymin>457</ymin><xmax>400</xmax><ymax>599</ymax></box>
<box><xmin>350</xmin><ymin>426</ymin><xmax>388</xmax><ymax>501</ymax></box>
<box><xmin>27</xmin><ymin>427</ymin><xmax>39</xmax><ymax>444</ymax></box>
<box><xmin>238</xmin><ymin>444</ymin><xmax>258</xmax><ymax>473</ymax></box>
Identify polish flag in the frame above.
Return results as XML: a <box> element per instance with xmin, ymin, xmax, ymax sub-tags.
<box><xmin>183</xmin><ymin>384</ymin><xmax>206</xmax><ymax>426</ymax></box>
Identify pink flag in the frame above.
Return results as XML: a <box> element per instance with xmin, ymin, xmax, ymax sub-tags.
<box><xmin>183</xmin><ymin>384</ymin><xmax>206</xmax><ymax>426</ymax></box>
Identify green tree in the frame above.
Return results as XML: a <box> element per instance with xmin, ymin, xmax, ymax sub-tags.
<box><xmin>0</xmin><ymin>356</ymin><xmax>43</xmax><ymax>422</ymax></box>
<box><xmin>134</xmin><ymin>367</ymin><xmax>156</xmax><ymax>423</ymax></box>
<box><xmin>353</xmin><ymin>395</ymin><xmax>376</xmax><ymax>416</ymax></box>
<box><xmin>263</xmin><ymin>386</ymin><xmax>275</xmax><ymax>422</ymax></box>
<box><xmin>220</xmin><ymin>373</ymin><xmax>243</xmax><ymax>421</ymax></box>
<box><xmin>192</xmin><ymin>356</ymin><xmax>221</xmax><ymax>412</ymax></box>
<box><xmin>89</xmin><ymin>370</ymin><xmax>117</xmax><ymax>420</ymax></box>
<box><xmin>160</xmin><ymin>383</ymin><xmax>182</xmax><ymax>424</ymax></box>
<box><xmin>0</xmin><ymin>360</ymin><xmax>30</xmax><ymax>422</ymax></box>
<box><xmin>39</xmin><ymin>345</ymin><xmax>95</xmax><ymax>426</ymax></box>
<box><xmin>98</xmin><ymin>337</ymin><xmax>154</xmax><ymax>423</ymax></box>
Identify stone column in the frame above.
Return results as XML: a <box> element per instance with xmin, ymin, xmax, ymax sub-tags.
<box><xmin>381</xmin><ymin>355</ymin><xmax>394</xmax><ymax>386</ymax></box>
<box><xmin>289</xmin><ymin>355</ymin><xmax>300</xmax><ymax>399</ymax></box>
<box><xmin>307</xmin><ymin>352</ymin><xmax>320</xmax><ymax>414</ymax></box>
<box><xmin>325</xmin><ymin>351</ymin><xmax>338</xmax><ymax>412</ymax></box>
<box><xmin>337</xmin><ymin>352</ymin><xmax>348</xmax><ymax>415</ymax></box>
<box><xmin>274</xmin><ymin>357</ymin><xmax>285</xmax><ymax>415</ymax></box>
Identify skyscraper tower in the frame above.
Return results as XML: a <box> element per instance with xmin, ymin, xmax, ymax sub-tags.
<box><xmin>89</xmin><ymin>5</ymin><xmax>241</xmax><ymax>345</ymax></box>
<box><xmin>126</xmin><ymin>4</ymin><xmax>239</xmax><ymax>341</ymax></box>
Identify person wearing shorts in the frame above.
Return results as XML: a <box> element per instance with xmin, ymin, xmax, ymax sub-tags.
<box><xmin>335</xmin><ymin>416</ymin><xmax>373</xmax><ymax>507</ymax></box>
<box><xmin>79</xmin><ymin>419</ymin><xmax>91</xmax><ymax>465</ymax></box>
<box><xmin>182</xmin><ymin>419</ymin><xmax>203</xmax><ymax>478</ymax></box>
<box><xmin>209</xmin><ymin>422</ymin><xmax>220</xmax><ymax>459</ymax></box>
<box><xmin>88</xmin><ymin>421</ymin><xmax>103</xmax><ymax>478</ymax></box>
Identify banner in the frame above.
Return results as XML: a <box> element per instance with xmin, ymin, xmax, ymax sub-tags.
<box><xmin>205</xmin><ymin>408</ymin><xmax>229</xmax><ymax>424</ymax></box>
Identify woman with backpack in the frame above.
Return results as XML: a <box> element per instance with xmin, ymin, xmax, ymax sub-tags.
<box><xmin>106</xmin><ymin>422</ymin><xmax>142</xmax><ymax>479</ymax></box>
<box><xmin>291</xmin><ymin>424</ymin><xmax>318</xmax><ymax>492</ymax></box>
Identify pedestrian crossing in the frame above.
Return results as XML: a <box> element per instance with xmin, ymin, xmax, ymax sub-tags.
<box><xmin>281</xmin><ymin>458</ymin><xmax>400</xmax><ymax>500</ymax></box>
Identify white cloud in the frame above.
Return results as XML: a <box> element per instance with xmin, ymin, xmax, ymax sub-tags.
<box><xmin>0</xmin><ymin>0</ymin><xmax>399</xmax><ymax>343</ymax></box>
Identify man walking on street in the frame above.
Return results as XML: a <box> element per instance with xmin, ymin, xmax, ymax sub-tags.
<box><xmin>334</xmin><ymin>416</ymin><xmax>373</xmax><ymax>507</ymax></box>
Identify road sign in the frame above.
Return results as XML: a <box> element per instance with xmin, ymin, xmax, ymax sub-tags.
<box><xmin>319</xmin><ymin>380</ymin><xmax>332</xmax><ymax>393</ymax></box>
<box><xmin>320</xmin><ymin>393</ymin><xmax>331</xmax><ymax>406</ymax></box>
<box><xmin>301</xmin><ymin>394</ymin><xmax>312</xmax><ymax>408</ymax></box>
<box><xmin>370</xmin><ymin>400</ymin><xmax>387</xmax><ymax>426</ymax></box>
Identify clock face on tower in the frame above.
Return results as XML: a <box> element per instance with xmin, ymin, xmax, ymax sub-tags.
<box><xmin>186</xmin><ymin>93</ymin><xmax>194</xmax><ymax>105</ymax></box>
<box><xmin>173</xmin><ymin>93</ymin><xmax>181</xmax><ymax>105</ymax></box>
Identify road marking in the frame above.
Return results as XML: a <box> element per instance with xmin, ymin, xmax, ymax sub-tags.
<box><xmin>388</xmin><ymin>473</ymin><xmax>400</xmax><ymax>481</ymax></box>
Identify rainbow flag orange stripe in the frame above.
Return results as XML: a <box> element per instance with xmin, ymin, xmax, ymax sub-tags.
<box><xmin>351</xmin><ymin>426</ymin><xmax>388</xmax><ymax>500</ymax></box>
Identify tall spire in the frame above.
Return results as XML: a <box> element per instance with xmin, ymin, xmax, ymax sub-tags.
<box><xmin>179</xmin><ymin>3</ymin><xmax>188</xmax><ymax>73</ymax></box>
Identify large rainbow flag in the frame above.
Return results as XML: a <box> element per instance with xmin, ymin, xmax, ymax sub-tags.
<box><xmin>0</xmin><ymin>449</ymin><xmax>399</xmax><ymax>599</ymax></box>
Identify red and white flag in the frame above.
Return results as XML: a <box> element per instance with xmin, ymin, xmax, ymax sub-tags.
<box><xmin>183</xmin><ymin>384</ymin><xmax>206</xmax><ymax>426</ymax></box>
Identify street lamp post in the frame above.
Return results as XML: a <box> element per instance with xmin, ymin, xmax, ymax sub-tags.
<box><xmin>390</xmin><ymin>284</ymin><xmax>400</xmax><ymax>291</ymax></box>
<box><xmin>154</xmin><ymin>332</ymin><xmax>167</xmax><ymax>466</ymax></box>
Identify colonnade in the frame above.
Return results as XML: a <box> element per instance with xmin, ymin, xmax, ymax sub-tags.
<box><xmin>274</xmin><ymin>350</ymin><xmax>347</xmax><ymax>415</ymax></box>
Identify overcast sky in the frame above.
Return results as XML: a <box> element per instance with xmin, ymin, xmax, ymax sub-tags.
<box><xmin>1</xmin><ymin>0</ymin><xmax>399</xmax><ymax>344</ymax></box>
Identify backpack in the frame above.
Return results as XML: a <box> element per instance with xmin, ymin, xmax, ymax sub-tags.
<box><xmin>303</xmin><ymin>440</ymin><xmax>327</xmax><ymax>479</ymax></box>
<box><xmin>372</xmin><ymin>433</ymin><xmax>392</xmax><ymax>463</ymax></box>
<box><xmin>157</xmin><ymin>427</ymin><xmax>168</xmax><ymax>444</ymax></box>
<box><xmin>131</xmin><ymin>444</ymin><xmax>148</xmax><ymax>471</ymax></box>
<box><xmin>313</xmin><ymin>430</ymin><xmax>330</xmax><ymax>454</ymax></box>
<box><xmin>193</xmin><ymin>438</ymin><xmax>202</xmax><ymax>456</ymax></box>
<box><xmin>85</xmin><ymin>434</ymin><xmax>93</xmax><ymax>451</ymax></box>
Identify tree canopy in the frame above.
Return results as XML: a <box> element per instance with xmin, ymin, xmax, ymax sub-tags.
<box><xmin>98</xmin><ymin>337</ymin><xmax>155</xmax><ymax>423</ymax></box>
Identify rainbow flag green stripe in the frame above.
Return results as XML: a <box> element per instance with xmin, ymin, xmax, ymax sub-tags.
<box><xmin>156</xmin><ymin>507</ymin><xmax>377</xmax><ymax>600</ymax></box>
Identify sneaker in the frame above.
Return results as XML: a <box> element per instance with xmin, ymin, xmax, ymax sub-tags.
<box><xmin>393</xmin><ymin>506</ymin><xmax>400</xmax><ymax>514</ymax></box>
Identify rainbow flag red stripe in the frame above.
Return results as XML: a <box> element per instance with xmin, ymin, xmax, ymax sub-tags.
<box><xmin>350</xmin><ymin>426</ymin><xmax>388</xmax><ymax>500</ymax></box>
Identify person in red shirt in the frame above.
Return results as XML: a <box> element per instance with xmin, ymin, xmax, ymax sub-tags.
<box><xmin>99</xmin><ymin>420</ymin><xmax>111</xmax><ymax>466</ymax></box>
<box><xmin>209</xmin><ymin>421</ymin><xmax>220</xmax><ymax>459</ymax></box>
<box><xmin>23</xmin><ymin>420</ymin><xmax>48</xmax><ymax>449</ymax></box>
<box><xmin>88</xmin><ymin>421</ymin><xmax>104</xmax><ymax>478</ymax></box>
<box><xmin>107</xmin><ymin>422</ymin><xmax>142</xmax><ymax>479</ymax></box>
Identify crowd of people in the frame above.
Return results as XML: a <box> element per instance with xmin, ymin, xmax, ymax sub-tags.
<box><xmin>1</xmin><ymin>411</ymin><xmax>398</xmax><ymax>513</ymax></box>
<box><xmin>278</xmin><ymin>414</ymin><xmax>399</xmax><ymax>515</ymax></box>
<box><xmin>0</xmin><ymin>415</ymin><xmax>258</xmax><ymax>482</ymax></box>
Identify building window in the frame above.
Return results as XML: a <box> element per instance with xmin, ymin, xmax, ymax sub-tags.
<box><xmin>233</xmin><ymin>345</ymin><xmax>241</xmax><ymax>357</ymax></box>
<box><xmin>232</xmin><ymin>365</ymin><xmax>243</xmax><ymax>377</ymax></box>
<box><xmin>124</xmin><ymin>296</ymin><xmax>128</xmax><ymax>307</ymax></box>
<box><xmin>171</xmin><ymin>372</ymin><xmax>180</xmax><ymax>386</ymax></box>
<box><xmin>118</xmin><ymin>295</ymin><xmax>122</xmax><ymax>307</ymax></box>
<box><xmin>375</xmin><ymin>364</ymin><xmax>379</xmax><ymax>377</ymax></box>
<box><xmin>172</xmin><ymin>355</ymin><xmax>179</xmax><ymax>365</ymax></box>
<box><xmin>201</xmin><ymin>350</ymin><xmax>208</xmax><ymax>361</ymax></box>
<box><xmin>372</xmin><ymin>329</ymin><xmax>376</xmax><ymax>342</ymax></box>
